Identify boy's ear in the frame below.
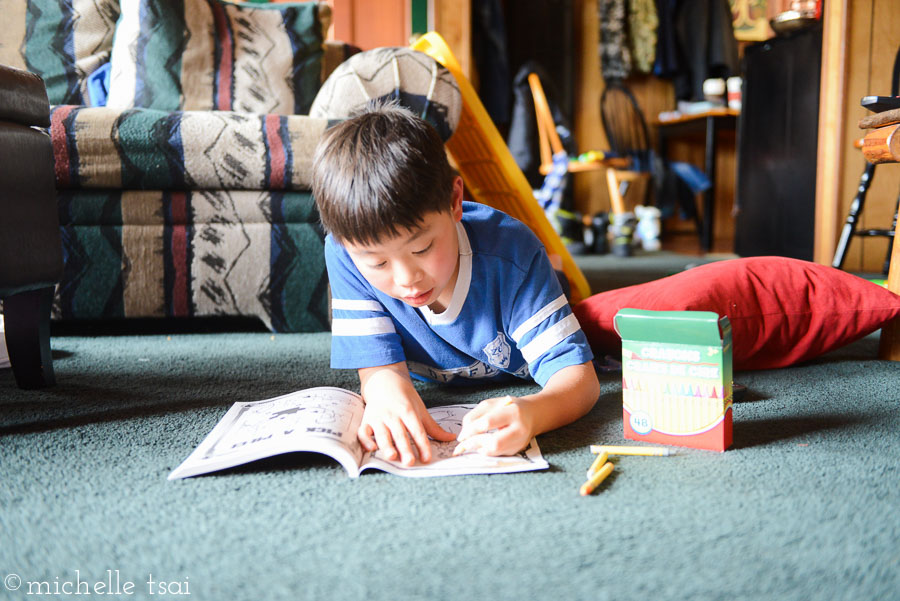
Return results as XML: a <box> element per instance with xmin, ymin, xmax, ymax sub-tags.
<box><xmin>450</xmin><ymin>176</ymin><xmax>464</xmax><ymax>221</ymax></box>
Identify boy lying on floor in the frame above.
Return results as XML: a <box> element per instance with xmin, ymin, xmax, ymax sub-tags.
<box><xmin>312</xmin><ymin>103</ymin><xmax>600</xmax><ymax>466</ymax></box>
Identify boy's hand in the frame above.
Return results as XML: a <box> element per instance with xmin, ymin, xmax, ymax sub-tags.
<box><xmin>358</xmin><ymin>395</ymin><xmax>455</xmax><ymax>465</ymax></box>
<box><xmin>357</xmin><ymin>363</ymin><xmax>456</xmax><ymax>466</ymax></box>
<box><xmin>453</xmin><ymin>396</ymin><xmax>535</xmax><ymax>457</ymax></box>
<box><xmin>454</xmin><ymin>362</ymin><xmax>601</xmax><ymax>457</ymax></box>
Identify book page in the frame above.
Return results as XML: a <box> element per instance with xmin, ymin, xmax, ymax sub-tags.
<box><xmin>360</xmin><ymin>404</ymin><xmax>549</xmax><ymax>478</ymax></box>
<box><xmin>168</xmin><ymin>387</ymin><xmax>366</xmax><ymax>479</ymax></box>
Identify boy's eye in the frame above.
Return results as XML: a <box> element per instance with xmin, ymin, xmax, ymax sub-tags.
<box><xmin>413</xmin><ymin>242</ymin><xmax>433</xmax><ymax>256</ymax></box>
<box><xmin>368</xmin><ymin>261</ymin><xmax>387</xmax><ymax>270</ymax></box>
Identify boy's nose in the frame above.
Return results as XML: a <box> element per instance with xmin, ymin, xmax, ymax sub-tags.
<box><xmin>393</xmin><ymin>262</ymin><xmax>422</xmax><ymax>287</ymax></box>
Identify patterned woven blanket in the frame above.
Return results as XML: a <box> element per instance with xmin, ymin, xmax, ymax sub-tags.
<box><xmin>55</xmin><ymin>189</ymin><xmax>329</xmax><ymax>333</ymax></box>
<box><xmin>50</xmin><ymin>106</ymin><xmax>333</xmax><ymax>191</ymax></box>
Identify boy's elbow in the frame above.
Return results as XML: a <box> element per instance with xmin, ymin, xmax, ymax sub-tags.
<box><xmin>579</xmin><ymin>362</ymin><xmax>601</xmax><ymax>415</ymax></box>
<box><xmin>586</xmin><ymin>374</ymin><xmax>601</xmax><ymax>412</ymax></box>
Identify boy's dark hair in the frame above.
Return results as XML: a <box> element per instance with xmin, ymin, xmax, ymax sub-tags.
<box><xmin>312</xmin><ymin>102</ymin><xmax>457</xmax><ymax>245</ymax></box>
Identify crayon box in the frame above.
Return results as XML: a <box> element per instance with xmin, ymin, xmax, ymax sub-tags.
<box><xmin>615</xmin><ymin>309</ymin><xmax>733</xmax><ymax>452</ymax></box>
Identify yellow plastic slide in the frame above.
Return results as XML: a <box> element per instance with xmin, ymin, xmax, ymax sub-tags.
<box><xmin>411</xmin><ymin>32</ymin><xmax>591</xmax><ymax>304</ymax></box>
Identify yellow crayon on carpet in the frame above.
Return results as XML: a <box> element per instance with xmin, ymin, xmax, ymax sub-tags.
<box><xmin>590</xmin><ymin>445</ymin><xmax>676</xmax><ymax>456</ymax></box>
<box><xmin>579</xmin><ymin>461</ymin><xmax>614</xmax><ymax>496</ymax></box>
<box><xmin>586</xmin><ymin>451</ymin><xmax>609</xmax><ymax>478</ymax></box>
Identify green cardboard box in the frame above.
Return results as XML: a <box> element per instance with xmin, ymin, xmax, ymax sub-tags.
<box><xmin>615</xmin><ymin>309</ymin><xmax>733</xmax><ymax>452</ymax></box>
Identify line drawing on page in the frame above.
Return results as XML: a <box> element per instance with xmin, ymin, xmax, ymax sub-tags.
<box><xmin>371</xmin><ymin>404</ymin><xmax>539</xmax><ymax>465</ymax></box>
<box><xmin>203</xmin><ymin>389</ymin><xmax>363</xmax><ymax>460</ymax></box>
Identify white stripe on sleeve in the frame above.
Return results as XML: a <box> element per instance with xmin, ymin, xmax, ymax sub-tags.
<box><xmin>331</xmin><ymin>298</ymin><xmax>384</xmax><ymax>312</ymax></box>
<box><xmin>511</xmin><ymin>294</ymin><xmax>569</xmax><ymax>342</ymax></box>
<box><xmin>331</xmin><ymin>317</ymin><xmax>395</xmax><ymax>337</ymax></box>
<box><xmin>519</xmin><ymin>313</ymin><xmax>582</xmax><ymax>364</ymax></box>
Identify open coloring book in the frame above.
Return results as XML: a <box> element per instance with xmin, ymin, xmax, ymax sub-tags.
<box><xmin>168</xmin><ymin>387</ymin><xmax>548</xmax><ymax>479</ymax></box>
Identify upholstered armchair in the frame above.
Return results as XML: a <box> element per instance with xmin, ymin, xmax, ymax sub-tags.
<box><xmin>0</xmin><ymin>65</ymin><xmax>64</xmax><ymax>388</ymax></box>
<box><xmin>1</xmin><ymin>0</ymin><xmax>350</xmax><ymax>333</ymax></box>
<box><xmin>1</xmin><ymin>0</ymin><xmax>462</xmax><ymax>353</ymax></box>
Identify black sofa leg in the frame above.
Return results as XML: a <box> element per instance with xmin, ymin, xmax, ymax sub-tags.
<box><xmin>3</xmin><ymin>287</ymin><xmax>56</xmax><ymax>389</ymax></box>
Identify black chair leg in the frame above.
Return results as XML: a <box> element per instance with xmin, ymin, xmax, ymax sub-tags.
<box><xmin>833</xmin><ymin>163</ymin><xmax>876</xmax><ymax>269</ymax></box>
<box><xmin>3</xmin><ymin>287</ymin><xmax>56</xmax><ymax>389</ymax></box>
<box><xmin>882</xmin><ymin>192</ymin><xmax>900</xmax><ymax>275</ymax></box>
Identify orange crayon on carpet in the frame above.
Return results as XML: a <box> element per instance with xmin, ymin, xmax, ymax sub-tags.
<box><xmin>586</xmin><ymin>451</ymin><xmax>609</xmax><ymax>478</ymax></box>
<box><xmin>580</xmin><ymin>461</ymin><xmax>614</xmax><ymax>496</ymax></box>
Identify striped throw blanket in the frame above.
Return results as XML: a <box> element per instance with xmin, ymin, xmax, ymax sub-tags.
<box><xmin>50</xmin><ymin>106</ymin><xmax>332</xmax><ymax>191</ymax></box>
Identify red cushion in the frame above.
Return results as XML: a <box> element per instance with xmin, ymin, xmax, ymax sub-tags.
<box><xmin>573</xmin><ymin>257</ymin><xmax>900</xmax><ymax>370</ymax></box>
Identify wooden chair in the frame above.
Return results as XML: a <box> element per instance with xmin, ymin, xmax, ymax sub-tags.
<box><xmin>832</xmin><ymin>46</ymin><xmax>900</xmax><ymax>274</ymax></box>
<box><xmin>858</xmin><ymin>103</ymin><xmax>900</xmax><ymax>361</ymax></box>
<box><xmin>599</xmin><ymin>81</ymin><xmax>653</xmax><ymax>215</ymax></box>
<box><xmin>526</xmin><ymin>73</ymin><xmax>633</xmax><ymax>214</ymax></box>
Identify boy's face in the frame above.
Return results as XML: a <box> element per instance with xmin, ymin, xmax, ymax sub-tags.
<box><xmin>342</xmin><ymin>177</ymin><xmax>465</xmax><ymax>313</ymax></box>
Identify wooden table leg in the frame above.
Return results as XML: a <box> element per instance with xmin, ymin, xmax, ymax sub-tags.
<box><xmin>878</xmin><ymin>230</ymin><xmax>900</xmax><ymax>361</ymax></box>
<box><xmin>606</xmin><ymin>168</ymin><xmax>627</xmax><ymax>215</ymax></box>
<box><xmin>702</xmin><ymin>115</ymin><xmax>717</xmax><ymax>252</ymax></box>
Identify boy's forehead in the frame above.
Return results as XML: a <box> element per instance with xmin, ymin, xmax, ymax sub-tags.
<box><xmin>343</xmin><ymin>221</ymin><xmax>430</xmax><ymax>254</ymax></box>
<box><xmin>341</xmin><ymin>212</ymin><xmax>456</xmax><ymax>255</ymax></box>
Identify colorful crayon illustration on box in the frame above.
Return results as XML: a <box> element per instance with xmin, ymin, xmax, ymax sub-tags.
<box><xmin>615</xmin><ymin>309</ymin><xmax>733</xmax><ymax>452</ymax></box>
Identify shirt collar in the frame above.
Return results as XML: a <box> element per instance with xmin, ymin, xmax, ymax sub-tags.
<box><xmin>419</xmin><ymin>221</ymin><xmax>471</xmax><ymax>325</ymax></box>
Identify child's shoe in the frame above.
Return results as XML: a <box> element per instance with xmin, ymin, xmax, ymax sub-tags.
<box><xmin>554</xmin><ymin>208</ymin><xmax>588</xmax><ymax>255</ymax></box>
<box><xmin>610</xmin><ymin>212</ymin><xmax>637</xmax><ymax>257</ymax></box>
<box><xmin>588</xmin><ymin>212</ymin><xmax>610</xmax><ymax>254</ymax></box>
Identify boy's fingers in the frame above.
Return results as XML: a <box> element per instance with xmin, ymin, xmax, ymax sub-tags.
<box><xmin>401</xmin><ymin>416</ymin><xmax>433</xmax><ymax>464</ymax></box>
<box><xmin>422</xmin><ymin>412</ymin><xmax>457</xmax><ymax>442</ymax></box>
<box><xmin>387</xmin><ymin>419</ymin><xmax>418</xmax><ymax>466</ymax></box>
<box><xmin>462</xmin><ymin>402</ymin><xmax>491</xmax><ymax>426</ymax></box>
<box><xmin>463</xmin><ymin>395</ymin><xmax>508</xmax><ymax>420</ymax></box>
<box><xmin>457</xmin><ymin>408</ymin><xmax>512</xmax><ymax>441</ymax></box>
<box><xmin>372</xmin><ymin>423</ymin><xmax>398</xmax><ymax>461</ymax></box>
<box><xmin>411</xmin><ymin>434</ymin><xmax>432</xmax><ymax>464</ymax></box>
<box><xmin>461</xmin><ymin>396</ymin><xmax>515</xmax><ymax>429</ymax></box>
<box><xmin>357</xmin><ymin>423</ymin><xmax>377</xmax><ymax>452</ymax></box>
<box><xmin>458</xmin><ymin>404</ymin><xmax>493</xmax><ymax>438</ymax></box>
<box><xmin>455</xmin><ymin>426</ymin><xmax>527</xmax><ymax>457</ymax></box>
<box><xmin>452</xmin><ymin>432</ymin><xmax>500</xmax><ymax>457</ymax></box>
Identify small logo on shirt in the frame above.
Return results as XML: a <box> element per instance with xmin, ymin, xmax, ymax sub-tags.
<box><xmin>483</xmin><ymin>332</ymin><xmax>511</xmax><ymax>369</ymax></box>
<box><xmin>407</xmin><ymin>360</ymin><xmax>497</xmax><ymax>382</ymax></box>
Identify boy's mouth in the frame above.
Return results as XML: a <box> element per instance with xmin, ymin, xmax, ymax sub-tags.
<box><xmin>403</xmin><ymin>289</ymin><xmax>433</xmax><ymax>306</ymax></box>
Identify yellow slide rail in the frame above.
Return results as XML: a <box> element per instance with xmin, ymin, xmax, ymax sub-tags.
<box><xmin>411</xmin><ymin>32</ymin><xmax>591</xmax><ymax>304</ymax></box>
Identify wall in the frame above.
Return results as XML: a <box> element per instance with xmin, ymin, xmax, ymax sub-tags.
<box><xmin>331</xmin><ymin>0</ymin><xmax>740</xmax><ymax>249</ymax></box>
<box><xmin>573</xmin><ymin>0</ymin><xmax>736</xmax><ymax>250</ymax></box>
<box><xmin>330</xmin><ymin>0</ymin><xmax>473</xmax><ymax>79</ymax></box>
<box><xmin>830</xmin><ymin>0</ymin><xmax>900</xmax><ymax>273</ymax></box>
<box><xmin>332</xmin><ymin>0</ymin><xmax>410</xmax><ymax>48</ymax></box>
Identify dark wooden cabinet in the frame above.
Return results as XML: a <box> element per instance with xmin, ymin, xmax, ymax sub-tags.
<box><xmin>734</xmin><ymin>25</ymin><xmax>822</xmax><ymax>260</ymax></box>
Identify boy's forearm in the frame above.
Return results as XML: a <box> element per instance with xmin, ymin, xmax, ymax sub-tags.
<box><xmin>518</xmin><ymin>361</ymin><xmax>600</xmax><ymax>436</ymax></box>
<box><xmin>358</xmin><ymin>362</ymin><xmax>415</xmax><ymax>399</ymax></box>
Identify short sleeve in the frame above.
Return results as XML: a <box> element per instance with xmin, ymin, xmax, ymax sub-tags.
<box><xmin>324</xmin><ymin>236</ymin><xmax>407</xmax><ymax>369</ymax></box>
<box><xmin>506</xmin><ymin>248</ymin><xmax>593</xmax><ymax>387</ymax></box>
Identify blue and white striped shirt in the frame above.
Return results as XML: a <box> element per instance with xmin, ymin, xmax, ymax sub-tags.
<box><xmin>325</xmin><ymin>202</ymin><xmax>593</xmax><ymax>387</ymax></box>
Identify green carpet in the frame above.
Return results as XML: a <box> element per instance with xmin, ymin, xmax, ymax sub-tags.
<box><xmin>2</xmin><ymin>252</ymin><xmax>899</xmax><ymax>601</ymax></box>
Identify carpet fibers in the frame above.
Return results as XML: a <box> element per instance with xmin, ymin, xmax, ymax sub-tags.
<box><xmin>2</xmin><ymin>254</ymin><xmax>899</xmax><ymax>601</ymax></box>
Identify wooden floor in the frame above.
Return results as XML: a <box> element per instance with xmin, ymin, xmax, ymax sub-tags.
<box><xmin>660</xmin><ymin>230</ymin><xmax>736</xmax><ymax>257</ymax></box>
